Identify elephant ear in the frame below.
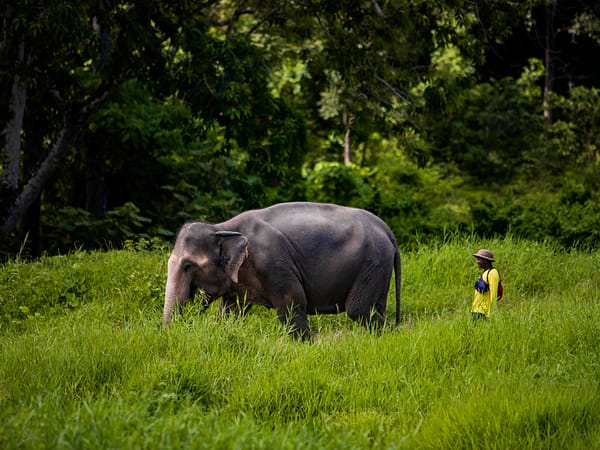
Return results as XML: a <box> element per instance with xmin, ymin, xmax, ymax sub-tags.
<box><xmin>215</xmin><ymin>231</ymin><xmax>248</xmax><ymax>283</ymax></box>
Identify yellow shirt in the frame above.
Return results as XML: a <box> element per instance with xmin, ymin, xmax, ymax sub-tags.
<box><xmin>471</xmin><ymin>268</ymin><xmax>500</xmax><ymax>317</ymax></box>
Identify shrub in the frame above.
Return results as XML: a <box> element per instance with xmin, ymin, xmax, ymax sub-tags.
<box><xmin>371</xmin><ymin>151</ymin><xmax>469</xmax><ymax>246</ymax></box>
<box><xmin>41</xmin><ymin>202</ymin><xmax>156</xmax><ymax>252</ymax></box>
<box><xmin>470</xmin><ymin>185</ymin><xmax>600</xmax><ymax>249</ymax></box>
<box><xmin>303</xmin><ymin>161</ymin><xmax>374</xmax><ymax>209</ymax></box>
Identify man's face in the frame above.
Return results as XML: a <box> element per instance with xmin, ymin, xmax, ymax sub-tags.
<box><xmin>476</xmin><ymin>257</ymin><xmax>487</xmax><ymax>268</ymax></box>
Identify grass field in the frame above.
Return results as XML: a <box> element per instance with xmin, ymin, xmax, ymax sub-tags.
<box><xmin>1</xmin><ymin>237</ymin><xmax>599</xmax><ymax>449</ymax></box>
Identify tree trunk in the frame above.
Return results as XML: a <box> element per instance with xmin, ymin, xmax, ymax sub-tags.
<box><xmin>343</xmin><ymin>111</ymin><xmax>354</xmax><ymax>165</ymax></box>
<box><xmin>1</xmin><ymin>41</ymin><xmax>26</xmax><ymax>194</ymax></box>
<box><xmin>86</xmin><ymin>172</ymin><xmax>107</xmax><ymax>219</ymax></box>
<box><xmin>543</xmin><ymin>0</ymin><xmax>556</xmax><ymax>127</ymax></box>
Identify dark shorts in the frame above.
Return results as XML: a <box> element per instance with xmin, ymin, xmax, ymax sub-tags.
<box><xmin>471</xmin><ymin>312</ymin><xmax>488</xmax><ymax>323</ymax></box>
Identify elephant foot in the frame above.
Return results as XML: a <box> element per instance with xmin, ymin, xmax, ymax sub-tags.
<box><xmin>290</xmin><ymin>326</ymin><xmax>311</xmax><ymax>341</ymax></box>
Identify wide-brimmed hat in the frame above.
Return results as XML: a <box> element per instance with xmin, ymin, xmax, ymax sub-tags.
<box><xmin>472</xmin><ymin>249</ymin><xmax>495</xmax><ymax>262</ymax></box>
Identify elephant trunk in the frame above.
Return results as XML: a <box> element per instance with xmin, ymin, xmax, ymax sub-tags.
<box><xmin>163</xmin><ymin>276</ymin><xmax>178</xmax><ymax>327</ymax></box>
<box><xmin>163</xmin><ymin>255</ymin><xmax>184</xmax><ymax>327</ymax></box>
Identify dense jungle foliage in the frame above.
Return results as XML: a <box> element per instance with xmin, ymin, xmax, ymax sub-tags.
<box><xmin>1</xmin><ymin>1</ymin><xmax>600</xmax><ymax>257</ymax></box>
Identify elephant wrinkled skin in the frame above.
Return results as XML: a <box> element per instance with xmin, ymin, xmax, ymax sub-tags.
<box><xmin>163</xmin><ymin>202</ymin><xmax>401</xmax><ymax>339</ymax></box>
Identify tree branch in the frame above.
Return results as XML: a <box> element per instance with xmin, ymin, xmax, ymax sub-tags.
<box><xmin>375</xmin><ymin>75</ymin><xmax>412</xmax><ymax>106</ymax></box>
<box><xmin>246</xmin><ymin>8</ymin><xmax>279</xmax><ymax>37</ymax></box>
<box><xmin>371</xmin><ymin>0</ymin><xmax>386</xmax><ymax>20</ymax></box>
<box><xmin>212</xmin><ymin>9</ymin><xmax>255</xmax><ymax>27</ymax></box>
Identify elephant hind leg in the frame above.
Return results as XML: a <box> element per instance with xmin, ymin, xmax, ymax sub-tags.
<box><xmin>345</xmin><ymin>263</ymin><xmax>391</xmax><ymax>328</ymax></box>
<box><xmin>347</xmin><ymin>305</ymin><xmax>385</xmax><ymax>329</ymax></box>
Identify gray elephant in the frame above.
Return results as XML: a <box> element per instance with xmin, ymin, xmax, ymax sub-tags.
<box><xmin>163</xmin><ymin>202</ymin><xmax>401</xmax><ymax>339</ymax></box>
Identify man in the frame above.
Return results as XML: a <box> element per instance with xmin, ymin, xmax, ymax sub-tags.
<box><xmin>471</xmin><ymin>249</ymin><xmax>501</xmax><ymax>323</ymax></box>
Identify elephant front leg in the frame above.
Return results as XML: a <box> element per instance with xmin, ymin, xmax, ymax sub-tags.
<box><xmin>219</xmin><ymin>294</ymin><xmax>251</xmax><ymax>317</ymax></box>
<box><xmin>276</xmin><ymin>301</ymin><xmax>310</xmax><ymax>341</ymax></box>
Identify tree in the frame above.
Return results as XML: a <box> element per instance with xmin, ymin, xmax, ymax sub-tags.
<box><xmin>1</xmin><ymin>0</ymin><xmax>309</xmax><ymax>254</ymax></box>
<box><xmin>0</xmin><ymin>0</ymin><xmax>165</xmax><ymax>240</ymax></box>
<box><xmin>481</xmin><ymin>1</ymin><xmax>600</xmax><ymax>123</ymax></box>
<box><xmin>283</xmin><ymin>0</ymin><xmax>435</xmax><ymax>165</ymax></box>
<box><xmin>0</xmin><ymin>1</ymin><xmax>253</xmax><ymax>246</ymax></box>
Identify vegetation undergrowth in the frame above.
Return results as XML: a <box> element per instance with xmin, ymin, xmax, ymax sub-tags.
<box><xmin>1</xmin><ymin>237</ymin><xmax>598</xmax><ymax>449</ymax></box>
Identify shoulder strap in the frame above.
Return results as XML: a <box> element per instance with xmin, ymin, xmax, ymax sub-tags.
<box><xmin>486</xmin><ymin>268</ymin><xmax>500</xmax><ymax>283</ymax></box>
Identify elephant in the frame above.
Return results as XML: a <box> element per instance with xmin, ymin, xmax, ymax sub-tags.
<box><xmin>163</xmin><ymin>202</ymin><xmax>401</xmax><ymax>340</ymax></box>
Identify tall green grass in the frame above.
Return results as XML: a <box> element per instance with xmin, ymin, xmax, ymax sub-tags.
<box><xmin>1</xmin><ymin>237</ymin><xmax>598</xmax><ymax>449</ymax></box>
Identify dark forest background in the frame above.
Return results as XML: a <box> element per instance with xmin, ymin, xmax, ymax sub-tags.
<box><xmin>2</xmin><ymin>0</ymin><xmax>600</xmax><ymax>257</ymax></box>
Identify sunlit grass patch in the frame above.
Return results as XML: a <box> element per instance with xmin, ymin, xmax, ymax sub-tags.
<box><xmin>1</xmin><ymin>238</ymin><xmax>599</xmax><ymax>449</ymax></box>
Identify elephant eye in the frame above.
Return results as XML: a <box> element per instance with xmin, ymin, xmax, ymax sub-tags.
<box><xmin>182</xmin><ymin>261</ymin><xmax>197</xmax><ymax>272</ymax></box>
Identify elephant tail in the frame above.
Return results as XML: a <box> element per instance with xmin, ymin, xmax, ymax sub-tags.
<box><xmin>394</xmin><ymin>249</ymin><xmax>401</xmax><ymax>325</ymax></box>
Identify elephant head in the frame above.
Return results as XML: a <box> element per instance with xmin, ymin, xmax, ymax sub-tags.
<box><xmin>163</xmin><ymin>223</ymin><xmax>248</xmax><ymax>327</ymax></box>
